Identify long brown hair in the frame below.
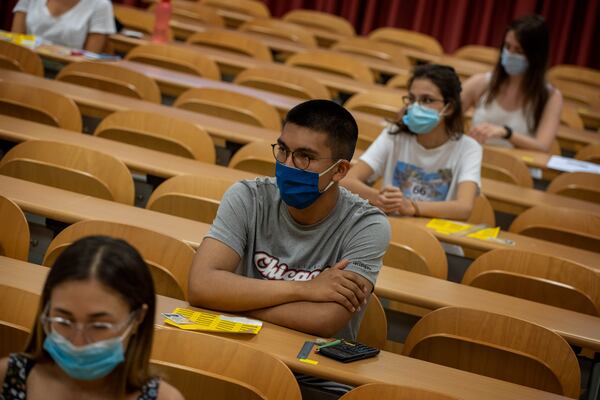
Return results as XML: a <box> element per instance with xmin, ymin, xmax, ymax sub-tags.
<box><xmin>25</xmin><ymin>236</ymin><xmax>156</xmax><ymax>399</ymax></box>
<box><xmin>486</xmin><ymin>14</ymin><xmax>550</xmax><ymax>132</ymax></box>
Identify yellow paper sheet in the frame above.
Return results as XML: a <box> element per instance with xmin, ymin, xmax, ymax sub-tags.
<box><xmin>163</xmin><ymin>308</ymin><xmax>262</xmax><ymax>334</ymax></box>
<box><xmin>426</xmin><ymin>218</ymin><xmax>472</xmax><ymax>235</ymax></box>
<box><xmin>467</xmin><ymin>227</ymin><xmax>500</xmax><ymax>240</ymax></box>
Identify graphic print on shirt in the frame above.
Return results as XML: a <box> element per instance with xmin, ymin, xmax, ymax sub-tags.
<box><xmin>254</xmin><ymin>251</ymin><xmax>328</xmax><ymax>281</ymax></box>
<box><xmin>392</xmin><ymin>161</ymin><xmax>452</xmax><ymax>201</ymax></box>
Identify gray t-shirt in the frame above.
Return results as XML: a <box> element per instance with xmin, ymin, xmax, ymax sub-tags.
<box><xmin>206</xmin><ymin>177</ymin><xmax>390</xmax><ymax>340</ymax></box>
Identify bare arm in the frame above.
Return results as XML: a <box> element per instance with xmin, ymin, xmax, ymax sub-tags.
<box><xmin>157</xmin><ymin>381</ymin><xmax>184</xmax><ymax>400</ymax></box>
<box><xmin>83</xmin><ymin>33</ymin><xmax>108</xmax><ymax>53</ymax></box>
<box><xmin>188</xmin><ymin>238</ymin><xmax>369</xmax><ymax>313</ymax></box>
<box><xmin>247</xmin><ymin>275</ymin><xmax>373</xmax><ymax>338</ymax></box>
<box><xmin>411</xmin><ymin>181</ymin><xmax>478</xmax><ymax>221</ymax></box>
<box><xmin>11</xmin><ymin>12</ymin><xmax>27</xmax><ymax>33</ymax></box>
<box><xmin>461</xmin><ymin>73</ymin><xmax>489</xmax><ymax>111</ymax></box>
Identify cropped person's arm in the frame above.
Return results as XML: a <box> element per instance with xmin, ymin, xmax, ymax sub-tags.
<box><xmin>507</xmin><ymin>89</ymin><xmax>562</xmax><ymax>152</ymax></box>
<box><xmin>188</xmin><ymin>238</ymin><xmax>369</xmax><ymax>313</ymax></box>
<box><xmin>409</xmin><ymin>181</ymin><xmax>478</xmax><ymax>220</ymax></box>
<box><xmin>83</xmin><ymin>33</ymin><xmax>108</xmax><ymax>53</ymax></box>
<box><xmin>11</xmin><ymin>12</ymin><xmax>27</xmax><ymax>33</ymax></box>
<box><xmin>247</xmin><ymin>278</ymin><xmax>373</xmax><ymax>338</ymax></box>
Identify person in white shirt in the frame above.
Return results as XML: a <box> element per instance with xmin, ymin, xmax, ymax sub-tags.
<box><xmin>461</xmin><ymin>15</ymin><xmax>562</xmax><ymax>153</ymax></box>
<box><xmin>341</xmin><ymin>64</ymin><xmax>482</xmax><ymax>221</ymax></box>
<box><xmin>12</xmin><ymin>0</ymin><xmax>116</xmax><ymax>52</ymax></box>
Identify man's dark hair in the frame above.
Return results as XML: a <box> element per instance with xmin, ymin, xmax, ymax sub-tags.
<box><xmin>284</xmin><ymin>99</ymin><xmax>358</xmax><ymax>161</ymax></box>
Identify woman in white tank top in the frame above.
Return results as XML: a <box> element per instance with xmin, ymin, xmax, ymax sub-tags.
<box><xmin>461</xmin><ymin>15</ymin><xmax>562</xmax><ymax>152</ymax></box>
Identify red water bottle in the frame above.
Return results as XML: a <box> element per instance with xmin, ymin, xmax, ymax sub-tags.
<box><xmin>152</xmin><ymin>0</ymin><xmax>172</xmax><ymax>43</ymax></box>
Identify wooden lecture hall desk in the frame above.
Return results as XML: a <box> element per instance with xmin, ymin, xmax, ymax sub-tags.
<box><xmin>0</xmin><ymin>69</ymin><xmax>277</xmax><ymax>146</ymax></box>
<box><xmin>2</xmin><ymin>116</ymin><xmax>600</xmax><ymax>218</ymax></box>
<box><xmin>0</xmin><ymin>257</ymin><xmax>579</xmax><ymax>400</ymax></box>
<box><xmin>2</xmin><ymin>178</ymin><xmax>600</xmax><ymax>353</ymax></box>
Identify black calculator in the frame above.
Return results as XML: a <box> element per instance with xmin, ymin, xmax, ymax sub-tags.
<box><xmin>317</xmin><ymin>340</ymin><xmax>380</xmax><ymax>363</ymax></box>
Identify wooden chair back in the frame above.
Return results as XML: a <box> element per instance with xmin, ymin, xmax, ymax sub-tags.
<box><xmin>175</xmin><ymin>87</ymin><xmax>282</xmax><ymax>130</ymax></box>
<box><xmin>386</xmin><ymin>218</ymin><xmax>448</xmax><ymax>279</ymax></box>
<box><xmin>150</xmin><ymin>360</ymin><xmax>266</xmax><ymax>400</ymax></box>
<box><xmin>547</xmin><ymin>171</ymin><xmax>600</xmax><ymax>204</ymax></box>
<box><xmin>228</xmin><ymin>141</ymin><xmax>275</xmax><ymax>176</ymax></box>
<box><xmin>94</xmin><ymin>110</ymin><xmax>216</xmax><ymax>163</ymax></box>
<box><xmin>575</xmin><ymin>143</ymin><xmax>600</xmax><ymax>164</ymax></box>
<box><xmin>402</xmin><ymin>307</ymin><xmax>580</xmax><ymax>398</ymax></box>
<box><xmin>357</xmin><ymin>294</ymin><xmax>387</xmax><ymax>349</ymax></box>
<box><xmin>202</xmin><ymin>0</ymin><xmax>270</xmax><ymax>18</ymax></box>
<box><xmin>453</xmin><ymin>45</ymin><xmax>499</xmax><ymax>66</ymax></box>
<box><xmin>548</xmin><ymin>64</ymin><xmax>600</xmax><ymax>90</ymax></box>
<box><xmin>509</xmin><ymin>205</ymin><xmax>600</xmax><ymax>253</ymax></box>
<box><xmin>149</xmin><ymin>1</ymin><xmax>225</xmax><ymax>27</ymax></box>
<box><xmin>286</xmin><ymin>50</ymin><xmax>374</xmax><ymax>84</ymax></box>
<box><xmin>239</xmin><ymin>18</ymin><xmax>317</xmax><ymax>47</ymax></box>
<box><xmin>553</xmin><ymin>80</ymin><xmax>600</xmax><ymax>109</ymax></box>
<box><xmin>146</xmin><ymin>175</ymin><xmax>238</xmax><ymax>224</ymax></box>
<box><xmin>463</xmin><ymin>248</ymin><xmax>600</xmax><ymax>315</ymax></box>
<box><xmin>332</xmin><ymin>37</ymin><xmax>411</xmax><ymax>68</ymax></box>
<box><xmin>233</xmin><ymin>67</ymin><xmax>330</xmax><ymax>100</ymax></box>
<box><xmin>354</xmin><ymin>118</ymin><xmax>384</xmax><ymax>151</ymax></box>
<box><xmin>386</xmin><ymin>73</ymin><xmax>410</xmax><ymax>89</ymax></box>
<box><xmin>0</xmin><ymin>40</ymin><xmax>44</xmax><ymax>76</ymax></box>
<box><xmin>152</xmin><ymin>327</ymin><xmax>301</xmax><ymax>399</ymax></box>
<box><xmin>56</xmin><ymin>61</ymin><xmax>161</xmax><ymax>103</ymax></box>
<box><xmin>467</xmin><ymin>195</ymin><xmax>496</xmax><ymax>226</ymax></box>
<box><xmin>282</xmin><ymin>9</ymin><xmax>356</xmax><ymax>37</ymax></box>
<box><xmin>560</xmin><ymin>102</ymin><xmax>585</xmax><ymax>129</ymax></box>
<box><xmin>369</xmin><ymin>28</ymin><xmax>444</xmax><ymax>55</ymax></box>
<box><xmin>0</xmin><ymin>285</ymin><xmax>38</xmax><ymax>357</ymax></box>
<box><xmin>43</xmin><ymin>220</ymin><xmax>195</xmax><ymax>301</ymax></box>
<box><xmin>186</xmin><ymin>30</ymin><xmax>272</xmax><ymax>61</ymax></box>
<box><xmin>345</xmin><ymin>90</ymin><xmax>406</xmax><ymax>119</ymax></box>
<box><xmin>0</xmin><ymin>195</ymin><xmax>30</xmax><ymax>261</ymax></box>
<box><xmin>0</xmin><ymin>140</ymin><xmax>134</xmax><ymax>204</ymax></box>
<box><xmin>0</xmin><ymin>81</ymin><xmax>82</xmax><ymax>131</ymax></box>
<box><xmin>339</xmin><ymin>383</ymin><xmax>459</xmax><ymax>400</ymax></box>
<box><xmin>125</xmin><ymin>43</ymin><xmax>221</xmax><ymax>80</ymax></box>
<box><xmin>482</xmin><ymin>147</ymin><xmax>533</xmax><ymax>187</ymax></box>
<box><xmin>113</xmin><ymin>4</ymin><xmax>173</xmax><ymax>39</ymax></box>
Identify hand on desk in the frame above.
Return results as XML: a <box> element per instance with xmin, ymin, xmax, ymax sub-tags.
<box><xmin>373</xmin><ymin>185</ymin><xmax>416</xmax><ymax>216</ymax></box>
<box><xmin>468</xmin><ymin>122</ymin><xmax>506</xmax><ymax>144</ymax></box>
<box><xmin>304</xmin><ymin>259</ymin><xmax>369</xmax><ymax>313</ymax></box>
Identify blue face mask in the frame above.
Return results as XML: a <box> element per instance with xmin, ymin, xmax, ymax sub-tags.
<box><xmin>43</xmin><ymin>329</ymin><xmax>129</xmax><ymax>381</ymax></box>
<box><xmin>501</xmin><ymin>48</ymin><xmax>528</xmax><ymax>75</ymax></box>
<box><xmin>275</xmin><ymin>160</ymin><xmax>340</xmax><ymax>209</ymax></box>
<box><xmin>402</xmin><ymin>103</ymin><xmax>442</xmax><ymax>134</ymax></box>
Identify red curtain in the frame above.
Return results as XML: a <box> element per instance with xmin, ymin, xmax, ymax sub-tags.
<box><xmin>2</xmin><ymin>0</ymin><xmax>598</xmax><ymax>68</ymax></box>
<box><xmin>263</xmin><ymin>0</ymin><xmax>600</xmax><ymax>69</ymax></box>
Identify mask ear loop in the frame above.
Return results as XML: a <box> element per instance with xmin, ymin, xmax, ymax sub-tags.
<box><xmin>318</xmin><ymin>159</ymin><xmax>343</xmax><ymax>193</ymax></box>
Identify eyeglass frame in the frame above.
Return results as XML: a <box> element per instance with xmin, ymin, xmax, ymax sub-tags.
<box><xmin>41</xmin><ymin>303</ymin><xmax>138</xmax><ymax>344</ymax></box>
<box><xmin>271</xmin><ymin>143</ymin><xmax>336</xmax><ymax>171</ymax></box>
<box><xmin>401</xmin><ymin>95</ymin><xmax>446</xmax><ymax>107</ymax></box>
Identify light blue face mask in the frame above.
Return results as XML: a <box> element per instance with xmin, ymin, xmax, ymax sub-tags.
<box><xmin>43</xmin><ymin>327</ymin><xmax>130</xmax><ymax>381</ymax></box>
<box><xmin>501</xmin><ymin>48</ymin><xmax>529</xmax><ymax>75</ymax></box>
<box><xmin>402</xmin><ymin>103</ymin><xmax>442</xmax><ymax>134</ymax></box>
<box><xmin>275</xmin><ymin>160</ymin><xmax>340</xmax><ymax>209</ymax></box>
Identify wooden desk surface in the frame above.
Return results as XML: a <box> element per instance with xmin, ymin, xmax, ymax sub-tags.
<box><xmin>4</xmin><ymin>115</ymin><xmax>600</xmax><ymax>218</ymax></box>
<box><xmin>0</xmin><ymin>69</ymin><xmax>278</xmax><ymax>145</ymax></box>
<box><xmin>481</xmin><ymin>177</ymin><xmax>600</xmax><ymax>216</ymax></box>
<box><xmin>376</xmin><ymin>266</ymin><xmax>600</xmax><ymax>350</ymax></box>
<box><xmin>400</xmin><ymin>217</ymin><xmax>600</xmax><ymax>270</ymax></box>
<box><xmin>3</xmin><ymin>162</ymin><xmax>600</xmax><ymax>270</ymax></box>
<box><xmin>108</xmin><ymin>34</ymin><xmax>403</xmax><ymax>97</ymax></box>
<box><xmin>0</xmin><ymin>257</ymin><xmax>572</xmax><ymax>400</ymax></box>
<box><xmin>0</xmin><ymin>115</ymin><xmax>257</xmax><ymax>181</ymax></box>
<box><xmin>557</xmin><ymin>125</ymin><xmax>600</xmax><ymax>152</ymax></box>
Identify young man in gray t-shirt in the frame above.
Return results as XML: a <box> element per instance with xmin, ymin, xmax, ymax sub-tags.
<box><xmin>188</xmin><ymin>100</ymin><xmax>390</xmax><ymax>340</ymax></box>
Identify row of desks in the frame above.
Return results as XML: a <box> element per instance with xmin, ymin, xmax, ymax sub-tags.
<box><xmin>2</xmin><ymin>112</ymin><xmax>600</xmax><ymax>217</ymax></box>
<box><xmin>0</xmin><ymin>256</ymin><xmax>572</xmax><ymax>400</ymax></box>
<box><xmin>1</xmin><ymin>175</ymin><xmax>600</xmax><ymax>353</ymax></box>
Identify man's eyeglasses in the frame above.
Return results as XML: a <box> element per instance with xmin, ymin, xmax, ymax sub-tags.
<box><xmin>271</xmin><ymin>143</ymin><xmax>333</xmax><ymax>170</ymax></box>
